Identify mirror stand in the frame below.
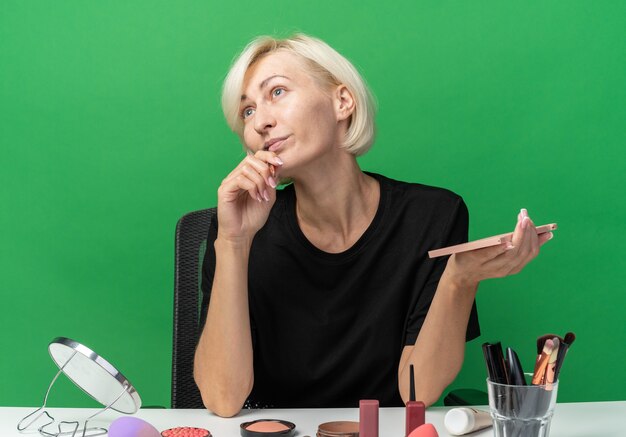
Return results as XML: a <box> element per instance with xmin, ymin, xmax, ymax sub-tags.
<box><xmin>17</xmin><ymin>338</ymin><xmax>141</xmax><ymax>437</ymax></box>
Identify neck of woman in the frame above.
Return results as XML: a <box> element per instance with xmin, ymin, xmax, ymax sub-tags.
<box><xmin>292</xmin><ymin>156</ymin><xmax>380</xmax><ymax>253</ymax></box>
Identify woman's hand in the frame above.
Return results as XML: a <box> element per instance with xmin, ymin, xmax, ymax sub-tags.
<box><xmin>443</xmin><ymin>209</ymin><xmax>554</xmax><ymax>289</ymax></box>
<box><xmin>216</xmin><ymin>150</ymin><xmax>284</xmax><ymax>244</ymax></box>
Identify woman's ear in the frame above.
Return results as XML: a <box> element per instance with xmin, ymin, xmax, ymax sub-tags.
<box><xmin>334</xmin><ymin>85</ymin><xmax>355</xmax><ymax>121</ymax></box>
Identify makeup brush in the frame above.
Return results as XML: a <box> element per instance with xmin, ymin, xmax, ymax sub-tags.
<box><xmin>554</xmin><ymin>332</ymin><xmax>576</xmax><ymax>381</ymax></box>
<box><xmin>532</xmin><ymin>338</ymin><xmax>554</xmax><ymax>385</ymax></box>
<box><xmin>536</xmin><ymin>334</ymin><xmax>563</xmax><ymax>355</ymax></box>
<box><xmin>545</xmin><ymin>338</ymin><xmax>560</xmax><ymax>390</ymax></box>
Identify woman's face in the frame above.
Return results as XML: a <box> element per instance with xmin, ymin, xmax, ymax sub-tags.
<box><xmin>239</xmin><ymin>51</ymin><xmax>351</xmax><ymax>176</ymax></box>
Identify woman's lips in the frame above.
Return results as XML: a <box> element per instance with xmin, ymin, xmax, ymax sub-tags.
<box><xmin>268</xmin><ymin>136</ymin><xmax>290</xmax><ymax>152</ymax></box>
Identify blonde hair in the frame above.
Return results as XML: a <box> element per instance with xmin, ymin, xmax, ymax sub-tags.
<box><xmin>221</xmin><ymin>34</ymin><xmax>377</xmax><ymax>156</ymax></box>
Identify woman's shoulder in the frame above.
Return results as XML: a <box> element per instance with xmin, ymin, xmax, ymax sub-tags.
<box><xmin>367</xmin><ymin>172</ymin><xmax>464</xmax><ymax>208</ymax></box>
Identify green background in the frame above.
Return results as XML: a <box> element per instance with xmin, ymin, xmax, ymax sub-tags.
<box><xmin>1</xmin><ymin>1</ymin><xmax>624</xmax><ymax>408</ymax></box>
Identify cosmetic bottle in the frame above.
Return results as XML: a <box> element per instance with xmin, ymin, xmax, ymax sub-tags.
<box><xmin>444</xmin><ymin>407</ymin><xmax>492</xmax><ymax>435</ymax></box>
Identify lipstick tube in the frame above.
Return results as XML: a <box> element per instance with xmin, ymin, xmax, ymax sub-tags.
<box><xmin>406</xmin><ymin>401</ymin><xmax>425</xmax><ymax>436</ymax></box>
<box><xmin>359</xmin><ymin>399</ymin><xmax>379</xmax><ymax>437</ymax></box>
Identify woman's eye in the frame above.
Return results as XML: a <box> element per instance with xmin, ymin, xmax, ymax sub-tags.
<box><xmin>272</xmin><ymin>88</ymin><xmax>284</xmax><ymax>97</ymax></box>
<box><xmin>242</xmin><ymin>107</ymin><xmax>255</xmax><ymax>119</ymax></box>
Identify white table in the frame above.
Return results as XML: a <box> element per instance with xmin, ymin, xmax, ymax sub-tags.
<box><xmin>2</xmin><ymin>402</ymin><xmax>625</xmax><ymax>437</ymax></box>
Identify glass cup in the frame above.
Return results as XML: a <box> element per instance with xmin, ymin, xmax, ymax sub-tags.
<box><xmin>487</xmin><ymin>378</ymin><xmax>558</xmax><ymax>437</ymax></box>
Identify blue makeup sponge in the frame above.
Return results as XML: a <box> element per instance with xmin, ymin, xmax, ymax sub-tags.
<box><xmin>108</xmin><ymin>416</ymin><xmax>161</xmax><ymax>437</ymax></box>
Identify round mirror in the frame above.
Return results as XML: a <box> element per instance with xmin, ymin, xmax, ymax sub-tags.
<box><xmin>48</xmin><ymin>337</ymin><xmax>141</xmax><ymax>414</ymax></box>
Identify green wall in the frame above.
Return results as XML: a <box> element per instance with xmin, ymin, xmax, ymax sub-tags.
<box><xmin>1</xmin><ymin>1</ymin><xmax>624</xmax><ymax>408</ymax></box>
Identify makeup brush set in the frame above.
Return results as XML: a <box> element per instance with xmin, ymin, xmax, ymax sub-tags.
<box><xmin>482</xmin><ymin>332</ymin><xmax>576</xmax><ymax>389</ymax></box>
<box><xmin>481</xmin><ymin>332</ymin><xmax>576</xmax><ymax>437</ymax></box>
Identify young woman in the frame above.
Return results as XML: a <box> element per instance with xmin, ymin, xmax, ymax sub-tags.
<box><xmin>194</xmin><ymin>34</ymin><xmax>552</xmax><ymax>417</ymax></box>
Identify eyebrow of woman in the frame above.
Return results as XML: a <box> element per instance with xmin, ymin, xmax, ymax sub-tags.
<box><xmin>240</xmin><ymin>75</ymin><xmax>291</xmax><ymax>101</ymax></box>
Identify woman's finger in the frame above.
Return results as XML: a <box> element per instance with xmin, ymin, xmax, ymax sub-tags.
<box><xmin>219</xmin><ymin>170</ymin><xmax>264</xmax><ymax>203</ymax></box>
<box><xmin>510</xmin><ymin>210</ymin><xmax>527</xmax><ymax>248</ymax></box>
<box><xmin>241</xmin><ymin>164</ymin><xmax>271</xmax><ymax>201</ymax></box>
<box><xmin>538</xmin><ymin>231</ymin><xmax>554</xmax><ymax>246</ymax></box>
<box><xmin>223</xmin><ymin>151</ymin><xmax>282</xmax><ymax>189</ymax></box>
<box><xmin>514</xmin><ymin>217</ymin><xmax>533</xmax><ymax>260</ymax></box>
<box><xmin>253</xmin><ymin>151</ymin><xmax>283</xmax><ymax>186</ymax></box>
<box><xmin>500</xmin><ymin>216</ymin><xmax>542</xmax><ymax>275</ymax></box>
<box><xmin>235</xmin><ymin>174</ymin><xmax>264</xmax><ymax>202</ymax></box>
<box><xmin>245</xmin><ymin>152</ymin><xmax>283</xmax><ymax>186</ymax></box>
<box><xmin>220</xmin><ymin>161</ymin><xmax>277</xmax><ymax>205</ymax></box>
<box><xmin>478</xmin><ymin>212</ymin><xmax>529</xmax><ymax>275</ymax></box>
<box><xmin>451</xmin><ymin>209</ymin><xmax>554</xmax><ymax>282</ymax></box>
<box><xmin>480</xmin><ymin>246</ymin><xmax>521</xmax><ymax>277</ymax></box>
<box><xmin>508</xmin><ymin>209</ymin><xmax>540</xmax><ymax>262</ymax></box>
<box><xmin>519</xmin><ymin>216</ymin><xmax>541</xmax><ymax>261</ymax></box>
<box><xmin>253</xmin><ymin>149</ymin><xmax>284</xmax><ymax>166</ymax></box>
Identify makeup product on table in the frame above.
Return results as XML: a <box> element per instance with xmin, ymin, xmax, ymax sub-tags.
<box><xmin>407</xmin><ymin>423</ymin><xmax>439</xmax><ymax>437</ymax></box>
<box><xmin>531</xmin><ymin>338</ymin><xmax>554</xmax><ymax>385</ymax></box>
<box><xmin>162</xmin><ymin>427</ymin><xmax>211</xmax><ymax>437</ymax></box>
<box><xmin>405</xmin><ymin>364</ymin><xmax>425</xmax><ymax>436</ymax></box>
<box><xmin>443</xmin><ymin>408</ymin><xmax>492</xmax><ymax>436</ymax></box>
<box><xmin>484</xmin><ymin>342</ymin><xmax>518</xmax><ymax>413</ymax></box>
<box><xmin>554</xmin><ymin>332</ymin><xmax>576</xmax><ymax>380</ymax></box>
<box><xmin>108</xmin><ymin>417</ymin><xmax>160</xmax><ymax>437</ymax></box>
<box><xmin>316</xmin><ymin>421</ymin><xmax>359</xmax><ymax>437</ymax></box>
<box><xmin>359</xmin><ymin>399</ymin><xmax>379</xmax><ymax>437</ymax></box>
<box><xmin>553</xmin><ymin>340</ymin><xmax>569</xmax><ymax>380</ymax></box>
<box><xmin>482</xmin><ymin>342</ymin><xmax>509</xmax><ymax>384</ymax></box>
<box><xmin>240</xmin><ymin>419</ymin><xmax>295</xmax><ymax>437</ymax></box>
<box><xmin>488</xmin><ymin>378</ymin><xmax>559</xmax><ymax>436</ymax></box>
<box><xmin>428</xmin><ymin>223</ymin><xmax>557</xmax><ymax>258</ymax></box>
<box><xmin>505</xmin><ymin>347</ymin><xmax>526</xmax><ymax>386</ymax></box>
<box><xmin>406</xmin><ymin>401</ymin><xmax>426</xmax><ymax>437</ymax></box>
<box><xmin>409</xmin><ymin>364</ymin><xmax>416</xmax><ymax>402</ymax></box>
<box><xmin>545</xmin><ymin>338</ymin><xmax>560</xmax><ymax>390</ymax></box>
<box><xmin>482</xmin><ymin>333</ymin><xmax>574</xmax><ymax>435</ymax></box>
<box><xmin>536</xmin><ymin>334</ymin><xmax>563</xmax><ymax>355</ymax></box>
<box><xmin>564</xmin><ymin>332</ymin><xmax>576</xmax><ymax>346</ymax></box>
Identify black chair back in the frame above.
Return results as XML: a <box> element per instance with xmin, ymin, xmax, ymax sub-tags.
<box><xmin>172</xmin><ymin>208</ymin><xmax>216</xmax><ymax>408</ymax></box>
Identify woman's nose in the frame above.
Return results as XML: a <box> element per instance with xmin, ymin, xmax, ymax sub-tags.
<box><xmin>253</xmin><ymin>105</ymin><xmax>276</xmax><ymax>134</ymax></box>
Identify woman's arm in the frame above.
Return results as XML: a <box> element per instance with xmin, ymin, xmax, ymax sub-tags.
<box><xmin>398</xmin><ymin>210</ymin><xmax>553</xmax><ymax>405</ymax></box>
<box><xmin>397</xmin><ymin>270</ymin><xmax>477</xmax><ymax>406</ymax></box>
<box><xmin>194</xmin><ymin>151</ymin><xmax>282</xmax><ymax>417</ymax></box>
<box><xmin>194</xmin><ymin>238</ymin><xmax>255</xmax><ymax>417</ymax></box>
